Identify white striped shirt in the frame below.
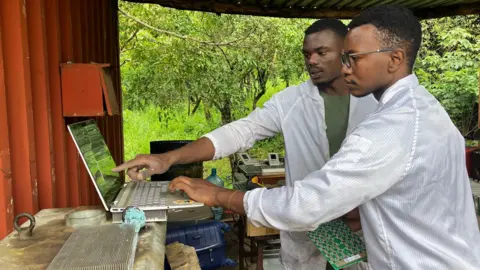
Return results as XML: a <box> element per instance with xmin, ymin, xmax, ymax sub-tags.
<box><xmin>244</xmin><ymin>75</ymin><xmax>480</xmax><ymax>269</ymax></box>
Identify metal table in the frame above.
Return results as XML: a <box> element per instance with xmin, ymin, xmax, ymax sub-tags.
<box><xmin>0</xmin><ymin>206</ymin><xmax>167</xmax><ymax>269</ymax></box>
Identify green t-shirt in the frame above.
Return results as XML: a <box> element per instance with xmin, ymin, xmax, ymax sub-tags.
<box><xmin>319</xmin><ymin>92</ymin><xmax>350</xmax><ymax>158</ymax></box>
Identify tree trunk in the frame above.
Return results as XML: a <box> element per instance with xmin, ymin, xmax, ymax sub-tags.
<box><xmin>252</xmin><ymin>85</ymin><xmax>266</xmax><ymax>110</ymax></box>
<box><xmin>219</xmin><ymin>100</ymin><xmax>236</xmax><ymax>176</ymax></box>
<box><xmin>252</xmin><ymin>69</ymin><xmax>268</xmax><ymax>110</ymax></box>
<box><xmin>191</xmin><ymin>98</ymin><xmax>201</xmax><ymax>115</ymax></box>
<box><xmin>203</xmin><ymin>101</ymin><xmax>212</xmax><ymax>121</ymax></box>
<box><xmin>219</xmin><ymin>101</ymin><xmax>233</xmax><ymax>125</ymax></box>
<box><xmin>283</xmin><ymin>73</ymin><xmax>290</xmax><ymax>87</ymax></box>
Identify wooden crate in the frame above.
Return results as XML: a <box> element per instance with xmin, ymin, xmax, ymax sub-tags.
<box><xmin>246</xmin><ymin>218</ymin><xmax>280</xmax><ymax>237</ymax></box>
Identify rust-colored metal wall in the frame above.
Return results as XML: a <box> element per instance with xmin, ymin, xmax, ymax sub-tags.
<box><xmin>0</xmin><ymin>0</ymin><xmax>123</xmax><ymax>239</ymax></box>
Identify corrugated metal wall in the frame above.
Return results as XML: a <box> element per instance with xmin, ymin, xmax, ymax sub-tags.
<box><xmin>0</xmin><ymin>0</ymin><xmax>123</xmax><ymax>239</ymax></box>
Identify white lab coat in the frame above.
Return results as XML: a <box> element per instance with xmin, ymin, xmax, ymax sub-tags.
<box><xmin>243</xmin><ymin>75</ymin><xmax>480</xmax><ymax>269</ymax></box>
<box><xmin>204</xmin><ymin>79</ymin><xmax>378</xmax><ymax>269</ymax></box>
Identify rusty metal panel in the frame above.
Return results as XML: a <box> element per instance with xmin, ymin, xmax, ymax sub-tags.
<box><xmin>44</xmin><ymin>0</ymin><xmax>69</xmax><ymax>209</ymax></box>
<box><xmin>101</xmin><ymin>0</ymin><xmax>116</xmax><ymax>162</ymax></box>
<box><xmin>85</xmin><ymin>0</ymin><xmax>100</xmax><ymax>205</ymax></box>
<box><xmin>0</xmin><ymin>0</ymin><xmax>39</xmax><ymax>219</ymax></box>
<box><xmin>0</xmin><ymin>19</ymin><xmax>14</xmax><ymax>239</ymax></box>
<box><xmin>109</xmin><ymin>0</ymin><xmax>125</xmax><ymax>167</ymax></box>
<box><xmin>70</xmin><ymin>0</ymin><xmax>90</xmax><ymax>203</ymax></box>
<box><xmin>59</xmin><ymin>0</ymin><xmax>74</xmax><ymax>63</ymax></box>
<box><xmin>60</xmin><ymin>64</ymin><xmax>107</xmax><ymax>117</ymax></box>
<box><xmin>0</xmin><ymin>0</ymin><xmax>123</xmax><ymax>239</ymax></box>
<box><xmin>71</xmin><ymin>0</ymin><xmax>84</xmax><ymax>64</ymax></box>
<box><xmin>60</xmin><ymin>63</ymin><xmax>120</xmax><ymax>118</ymax></box>
<box><xmin>59</xmin><ymin>0</ymin><xmax>81</xmax><ymax>208</ymax></box>
<box><xmin>26</xmin><ymin>0</ymin><xmax>56</xmax><ymax>210</ymax></box>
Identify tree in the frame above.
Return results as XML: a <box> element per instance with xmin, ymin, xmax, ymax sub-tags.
<box><xmin>416</xmin><ymin>15</ymin><xmax>480</xmax><ymax>136</ymax></box>
<box><xmin>118</xmin><ymin>2</ymin><xmax>310</xmax><ymax>123</ymax></box>
<box><xmin>118</xmin><ymin>2</ymin><xmax>311</xmax><ymax>173</ymax></box>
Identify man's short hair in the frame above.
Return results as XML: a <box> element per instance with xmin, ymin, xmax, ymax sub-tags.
<box><xmin>348</xmin><ymin>5</ymin><xmax>422</xmax><ymax>71</ymax></box>
<box><xmin>305</xmin><ymin>19</ymin><xmax>348</xmax><ymax>38</ymax></box>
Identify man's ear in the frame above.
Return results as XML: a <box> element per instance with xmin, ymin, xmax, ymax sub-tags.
<box><xmin>388</xmin><ymin>49</ymin><xmax>405</xmax><ymax>73</ymax></box>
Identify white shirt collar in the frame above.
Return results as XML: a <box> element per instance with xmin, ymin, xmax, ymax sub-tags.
<box><xmin>306</xmin><ymin>79</ymin><xmax>321</xmax><ymax>101</ymax></box>
<box><xmin>379</xmin><ymin>74</ymin><xmax>419</xmax><ymax>105</ymax></box>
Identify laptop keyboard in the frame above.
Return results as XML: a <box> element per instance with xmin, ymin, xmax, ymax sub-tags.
<box><xmin>130</xmin><ymin>181</ymin><xmax>168</xmax><ymax>207</ymax></box>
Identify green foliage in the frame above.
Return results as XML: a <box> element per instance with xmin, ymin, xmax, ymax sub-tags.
<box><xmin>120</xmin><ymin>3</ymin><xmax>479</xmax><ymax>180</ymax></box>
<box><xmin>119</xmin><ymin>2</ymin><xmax>313</xmax><ymax>123</ymax></box>
<box><xmin>123</xmin><ymin>83</ymin><xmax>290</xmax><ymax>181</ymax></box>
<box><xmin>416</xmin><ymin>16</ymin><xmax>480</xmax><ymax>135</ymax></box>
<box><xmin>119</xmin><ymin>2</ymin><xmax>313</xmax><ymax>178</ymax></box>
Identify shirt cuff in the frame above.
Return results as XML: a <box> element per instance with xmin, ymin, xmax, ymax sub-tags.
<box><xmin>243</xmin><ymin>188</ymin><xmax>267</xmax><ymax>227</ymax></box>
<box><xmin>243</xmin><ymin>190</ymin><xmax>251</xmax><ymax>216</ymax></box>
<box><xmin>201</xmin><ymin>133</ymin><xmax>222</xmax><ymax>160</ymax></box>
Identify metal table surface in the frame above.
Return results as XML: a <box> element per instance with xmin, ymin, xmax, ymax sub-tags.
<box><xmin>0</xmin><ymin>206</ymin><xmax>166</xmax><ymax>269</ymax></box>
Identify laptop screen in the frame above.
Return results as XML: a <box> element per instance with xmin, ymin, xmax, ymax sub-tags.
<box><xmin>67</xmin><ymin>120</ymin><xmax>123</xmax><ymax>209</ymax></box>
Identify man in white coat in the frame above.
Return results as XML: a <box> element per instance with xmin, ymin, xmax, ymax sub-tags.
<box><xmin>114</xmin><ymin>19</ymin><xmax>377</xmax><ymax>269</ymax></box>
<box><xmin>167</xmin><ymin>4</ymin><xmax>480</xmax><ymax>270</ymax></box>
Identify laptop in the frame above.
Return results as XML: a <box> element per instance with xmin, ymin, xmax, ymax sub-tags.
<box><xmin>67</xmin><ymin>120</ymin><xmax>204</xmax><ymax>223</ymax></box>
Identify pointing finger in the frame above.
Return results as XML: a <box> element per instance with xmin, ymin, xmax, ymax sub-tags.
<box><xmin>112</xmin><ymin>158</ymin><xmax>145</xmax><ymax>172</ymax></box>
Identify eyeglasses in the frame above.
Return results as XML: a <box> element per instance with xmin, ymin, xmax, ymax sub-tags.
<box><xmin>341</xmin><ymin>49</ymin><xmax>394</xmax><ymax>68</ymax></box>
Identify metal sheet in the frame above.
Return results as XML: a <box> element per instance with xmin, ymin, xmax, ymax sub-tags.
<box><xmin>47</xmin><ymin>224</ymin><xmax>137</xmax><ymax>270</ymax></box>
<box><xmin>45</xmin><ymin>0</ymin><xmax>69</xmax><ymax>209</ymax></box>
<box><xmin>0</xmin><ymin>0</ymin><xmax>123</xmax><ymax>239</ymax></box>
<box><xmin>0</xmin><ymin>0</ymin><xmax>39</xmax><ymax>217</ymax></box>
<box><xmin>26</xmin><ymin>0</ymin><xmax>56</xmax><ymax>210</ymax></box>
<box><xmin>0</xmin><ymin>14</ymin><xmax>14</xmax><ymax>239</ymax></box>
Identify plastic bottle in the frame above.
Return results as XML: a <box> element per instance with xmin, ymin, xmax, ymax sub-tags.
<box><xmin>206</xmin><ymin>168</ymin><xmax>224</xmax><ymax>220</ymax></box>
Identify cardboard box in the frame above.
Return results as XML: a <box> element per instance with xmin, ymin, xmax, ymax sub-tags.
<box><xmin>246</xmin><ymin>218</ymin><xmax>279</xmax><ymax>237</ymax></box>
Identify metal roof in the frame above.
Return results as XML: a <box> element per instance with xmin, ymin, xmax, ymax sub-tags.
<box><xmin>124</xmin><ymin>0</ymin><xmax>480</xmax><ymax>19</ymax></box>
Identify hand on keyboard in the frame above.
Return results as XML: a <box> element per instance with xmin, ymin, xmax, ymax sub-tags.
<box><xmin>168</xmin><ymin>176</ymin><xmax>222</xmax><ymax>206</ymax></box>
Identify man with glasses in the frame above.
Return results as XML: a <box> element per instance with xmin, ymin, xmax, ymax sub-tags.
<box><xmin>168</xmin><ymin>4</ymin><xmax>480</xmax><ymax>269</ymax></box>
<box><xmin>114</xmin><ymin>19</ymin><xmax>377</xmax><ymax>270</ymax></box>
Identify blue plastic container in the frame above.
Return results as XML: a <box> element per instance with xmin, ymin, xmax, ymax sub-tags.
<box><xmin>165</xmin><ymin>221</ymin><xmax>236</xmax><ymax>269</ymax></box>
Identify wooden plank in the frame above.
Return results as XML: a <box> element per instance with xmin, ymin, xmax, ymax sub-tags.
<box><xmin>0</xmin><ymin>0</ymin><xmax>39</xmax><ymax>217</ymax></box>
<box><xmin>26</xmin><ymin>0</ymin><xmax>56</xmax><ymax>209</ymax></box>
<box><xmin>0</xmin><ymin>16</ymin><xmax>14</xmax><ymax>239</ymax></box>
<box><xmin>44</xmin><ymin>0</ymin><xmax>69</xmax><ymax>208</ymax></box>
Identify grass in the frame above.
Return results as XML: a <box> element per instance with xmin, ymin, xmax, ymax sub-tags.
<box><xmin>123</xmin><ymin>80</ymin><xmax>292</xmax><ymax>187</ymax></box>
